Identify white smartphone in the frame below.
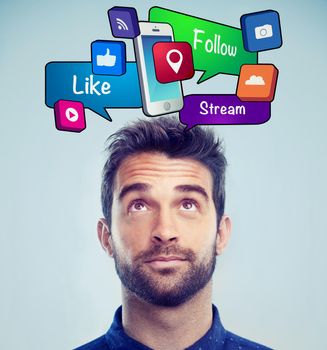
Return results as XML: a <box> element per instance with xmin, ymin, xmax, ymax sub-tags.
<box><xmin>134</xmin><ymin>22</ymin><xmax>184</xmax><ymax>116</ymax></box>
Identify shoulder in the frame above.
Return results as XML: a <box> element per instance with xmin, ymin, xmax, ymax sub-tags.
<box><xmin>223</xmin><ymin>331</ymin><xmax>273</xmax><ymax>350</ymax></box>
<box><xmin>73</xmin><ymin>335</ymin><xmax>111</xmax><ymax>350</ymax></box>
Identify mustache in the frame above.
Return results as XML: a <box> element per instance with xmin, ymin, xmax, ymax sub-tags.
<box><xmin>134</xmin><ymin>245</ymin><xmax>196</xmax><ymax>263</ymax></box>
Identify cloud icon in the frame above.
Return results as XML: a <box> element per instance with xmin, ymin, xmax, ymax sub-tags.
<box><xmin>245</xmin><ymin>75</ymin><xmax>265</xmax><ymax>86</ymax></box>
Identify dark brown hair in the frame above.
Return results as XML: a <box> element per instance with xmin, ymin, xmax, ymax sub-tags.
<box><xmin>101</xmin><ymin>117</ymin><xmax>227</xmax><ymax>228</ymax></box>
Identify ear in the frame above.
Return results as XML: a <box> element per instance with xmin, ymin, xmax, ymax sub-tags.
<box><xmin>216</xmin><ymin>215</ymin><xmax>232</xmax><ymax>255</ymax></box>
<box><xmin>97</xmin><ymin>218</ymin><xmax>114</xmax><ymax>257</ymax></box>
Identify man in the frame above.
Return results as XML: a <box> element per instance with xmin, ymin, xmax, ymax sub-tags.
<box><xmin>75</xmin><ymin>117</ymin><xmax>272</xmax><ymax>350</ymax></box>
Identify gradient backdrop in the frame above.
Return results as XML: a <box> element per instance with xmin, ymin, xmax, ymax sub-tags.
<box><xmin>1</xmin><ymin>0</ymin><xmax>326</xmax><ymax>349</ymax></box>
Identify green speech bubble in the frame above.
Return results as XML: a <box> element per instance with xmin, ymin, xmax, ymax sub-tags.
<box><xmin>149</xmin><ymin>7</ymin><xmax>257</xmax><ymax>84</ymax></box>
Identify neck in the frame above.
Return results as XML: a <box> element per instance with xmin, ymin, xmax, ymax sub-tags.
<box><xmin>121</xmin><ymin>281</ymin><xmax>213</xmax><ymax>350</ymax></box>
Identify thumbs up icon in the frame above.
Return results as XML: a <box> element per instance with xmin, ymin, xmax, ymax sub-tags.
<box><xmin>91</xmin><ymin>41</ymin><xmax>125</xmax><ymax>75</ymax></box>
<box><xmin>96</xmin><ymin>48</ymin><xmax>117</xmax><ymax>67</ymax></box>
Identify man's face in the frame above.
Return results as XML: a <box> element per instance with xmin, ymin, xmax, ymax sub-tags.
<box><xmin>100</xmin><ymin>152</ymin><xmax>228</xmax><ymax>306</ymax></box>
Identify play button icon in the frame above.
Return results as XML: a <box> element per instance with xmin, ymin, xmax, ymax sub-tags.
<box><xmin>65</xmin><ymin>107</ymin><xmax>79</xmax><ymax>122</ymax></box>
<box><xmin>54</xmin><ymin>100</ymin><xmax>86</xmax><ymax>132</ymax></box>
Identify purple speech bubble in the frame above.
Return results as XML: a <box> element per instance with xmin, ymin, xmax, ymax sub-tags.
<box><xmin>180</xmin><ymin>94</ymin><xmax>271</xmax><ymax>129</ymax></box>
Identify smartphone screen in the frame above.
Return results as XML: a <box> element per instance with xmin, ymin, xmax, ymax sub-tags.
<box><xmin>142</xmin><ymin>35</ymin><xmax>181</xmax><ymax>102</ymax></box>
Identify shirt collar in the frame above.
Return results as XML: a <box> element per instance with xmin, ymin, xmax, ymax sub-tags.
<box><xmin>105</xmin><ymin>305</ymin><xmax>227</xmax><ymax>350</ymax></box>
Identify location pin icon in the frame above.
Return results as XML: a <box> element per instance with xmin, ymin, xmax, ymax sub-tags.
<box><xmin>166</xmin><ymin>49</ymin><xmax>183</xmax><ymax>74</ymax></box>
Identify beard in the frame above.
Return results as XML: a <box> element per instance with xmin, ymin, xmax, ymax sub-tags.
<box><xmin>112</xmin><ymin>243</ymin><xmax>216</xmax><ymax>307</ymax></box>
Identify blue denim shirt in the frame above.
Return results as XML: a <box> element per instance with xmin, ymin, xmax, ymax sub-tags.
<box><xmin>75</xmin><ymin>305</ymin><xmax>272</xmax><ymax>350</ymax></box>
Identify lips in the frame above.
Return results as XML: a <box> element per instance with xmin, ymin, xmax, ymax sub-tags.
<box><xmin>145</xmin><ymin>255</ymin><xmax>187</xmax><ymax>263</ymax></box>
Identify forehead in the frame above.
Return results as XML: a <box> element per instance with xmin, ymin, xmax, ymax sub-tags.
<box><xmin>114</xmin><ymin>152</ymin><xmax>213</xmax><ymax>195</ymax></box>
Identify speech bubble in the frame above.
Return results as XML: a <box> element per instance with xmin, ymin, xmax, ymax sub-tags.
<box><xmin>149</xmin><ymin>7</ymin><xmax>257</xmax><ymax>84</ymax></box>
<box><xmin>180</xmin><ymin>94</ymin><xmax>270</xmax><ymax>129</ymax></box>
<box><xmin>45</xmin><ymin>62</ymin><xmax>142</xmax><ymax>121</ymax></box>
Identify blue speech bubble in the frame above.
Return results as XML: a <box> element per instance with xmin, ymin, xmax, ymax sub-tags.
<box><xmin>45</xmin><ymin>62</ymin><xmax>142</xmax><ymax>120</ymax></box>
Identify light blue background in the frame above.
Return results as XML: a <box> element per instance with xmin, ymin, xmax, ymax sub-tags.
<box><xmin>1</xmin><ymin>1</ymin><xmax>326</xmax><ymax>349</ymax></box>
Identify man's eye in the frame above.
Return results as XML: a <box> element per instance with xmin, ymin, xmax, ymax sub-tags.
<box><xmin>129</xmin><ymin>201</ymin><xmax>147</xmax><ymax>212</ymax></box>
<box><xmin>180</xmin><ymin>200</ymin><xmax>198</xmax><ymax>211</ymax></box>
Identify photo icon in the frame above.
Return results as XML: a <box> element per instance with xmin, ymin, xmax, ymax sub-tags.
<box><xmin>255</xmin><ymin>24</ymin><xmax>273</xmax><ymax>40</ymax></box>
<box><xmin>91</xmin><ymin>41</ymin><xmax>126</xmax><ymax>76</ymax></box>
<box><xmin>241</xmin><ymin>10</ymin><xmax>282</xmax><ymax>52</ymax></box>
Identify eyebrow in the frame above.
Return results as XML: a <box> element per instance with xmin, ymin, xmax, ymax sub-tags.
<box><xmin>175</xmin><ymin>184</ymin><xmax>209</xmax><ymax>201</ymax></box>
<box><xmin>118</xmin><ymin>183</ymin><xmax>151</xmax><ymax>201</ymax></box>
<box><xmin>118</xmin><ymin>183</ymin><xmax>209</xmax><ymax>202</ymax></box>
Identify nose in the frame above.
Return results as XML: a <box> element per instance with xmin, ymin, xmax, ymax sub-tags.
<box><xmin>151</xmin><ymin>207</ymin><xmax>179</xmax><ymax>244</ymax></box>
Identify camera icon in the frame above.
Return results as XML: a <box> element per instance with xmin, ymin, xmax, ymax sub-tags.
<box><xmin>255</xmin><ymin>24</ymin><xmax>273</xmax><ymax>40</ymax></box>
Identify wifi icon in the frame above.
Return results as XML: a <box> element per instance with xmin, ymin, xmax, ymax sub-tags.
<box><xmin>116</xmin><ymin>18</ymin><xmax>129</xmax><ymax>31</ymax></box>
<box><xmin>108</xmin><ymin>7</ymin><xmax>140</xmax><ymax>39</ymax></box>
